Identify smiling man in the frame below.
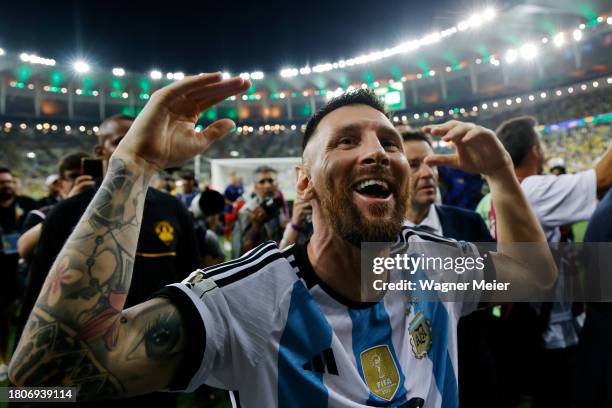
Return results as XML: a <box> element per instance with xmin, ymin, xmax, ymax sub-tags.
<box><xmin>10</xmin><ymin>77</ymin><xmax>556</xmax><ymax>408</ymax></box>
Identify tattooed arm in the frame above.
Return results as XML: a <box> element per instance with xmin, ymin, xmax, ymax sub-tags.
<box><xmin>9</xmin><ymin>73</ymin><xmax>250</xmax><ymax>399</ymax></box>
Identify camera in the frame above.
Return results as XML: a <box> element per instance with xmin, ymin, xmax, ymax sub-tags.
<box><xmin>260</xmin><ymin>197</ymin><xmax>282</xmax><ymax>219</ymax></box>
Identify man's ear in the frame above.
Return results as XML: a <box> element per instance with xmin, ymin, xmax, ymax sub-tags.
<box><xmin>94</xmin><ymin>144</ymin><xmax>105</xmax><ymax>159</ymax></box>
<box><xmin>296</xmin><ymin>164</ymin><xmax>315</xmax><ymax>201</ymax></box>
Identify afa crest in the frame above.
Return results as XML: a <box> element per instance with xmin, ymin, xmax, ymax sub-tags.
<box><xmin>155</xmin><ymin>221</ymin><xmax>175</xmax><ymax>246</ymax></box>
<box><xmin>360</xmin><ymin>345</ymin><xmax>400</xmax><ymax>401</ymax></box>
<box><xmin>408</xmin><ymin>311</ymin><xmax>432</xmax><ymax>359</ymax></box>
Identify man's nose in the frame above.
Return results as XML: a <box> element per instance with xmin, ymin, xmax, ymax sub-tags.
<box><xmin>359</xmin><ymin>133</ymin><xmax>390</xmax><ymax>167</ymax></box>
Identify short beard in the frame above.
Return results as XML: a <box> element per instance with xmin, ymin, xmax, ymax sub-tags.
<box><xmin>320</xmin><ymin>172</ymin><xmax>407</xmax><ymax>247</ymax></box>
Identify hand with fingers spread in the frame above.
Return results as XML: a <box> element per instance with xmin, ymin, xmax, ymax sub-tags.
<box><xmin>422</xmin><ymin>120</ymin><xmax>513</xmax><ymax>178</ymax></box>
<box><xmin>115</xmin><ymin>72</ymin><xmax>251</xmax><ymax>171</ymax></box>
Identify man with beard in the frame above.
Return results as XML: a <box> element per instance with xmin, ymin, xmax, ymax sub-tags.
<box><xmin>0</xmin><ymin>167</ymin><xmax>37</xmax><ymax>380</ymax></box>
<box><xmin>10</xmin><ymin>74</ymin><xmax>556</xmax><ymax>407</ymax></box>
<box><xmin>232</xmin><ymin>165</ymin><xmax>287</xmax><ymax>257</ymax></box>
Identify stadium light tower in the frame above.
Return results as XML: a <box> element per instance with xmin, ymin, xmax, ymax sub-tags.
<box><xmin>73</xmin><ymin>60</ymin><xmax>90</xmax><ymax>73</ymax></box>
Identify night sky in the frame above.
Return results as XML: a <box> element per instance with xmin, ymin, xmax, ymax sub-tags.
<box><xmin>0</xmin><ymin>0</ymin><xmax>466</xmax><ymax>74</ymax></box>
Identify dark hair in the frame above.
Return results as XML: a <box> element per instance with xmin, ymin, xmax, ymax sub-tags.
<box><xmin>496</xmin><ymin>116</ymin><xmax>539</xmax><ymax>167</ymax></box>
<box><xmin>302</xmin><ymin>89</ymin><xmax>387</xmax><ymax>150</ymax></box>
<box><xmin>98</xmin><ymin>114</ymin><xmax>135</xmax><ymax>143</ymax></box>
<box><xmin>0</xmin><ymin>167</ymin><xmax>12</xmax><ymax>176</ymax></box>
<box><xmin>401</xmin><ymin>128</ymin><xmax>432</xmax><ymax>148</ymax></box>
<box><xmin>253</xmin><ymin>165</ymin><xmax>277</xmax><ymax>175</ymax></box>
<box><xmin>58</xmin><ymin>152</ymin><xmax>91</xmax><ymax>178</ymax></box>
<box><xmin>180</xmin><ymin>169</ymin><xmax>195</xmax><ymax>180</ymax></box>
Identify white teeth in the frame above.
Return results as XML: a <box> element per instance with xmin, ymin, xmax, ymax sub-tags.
<box><xmin>355</xmin><ymin>179</ymin><xmax>389</xmax><ymax>191</ymax></box>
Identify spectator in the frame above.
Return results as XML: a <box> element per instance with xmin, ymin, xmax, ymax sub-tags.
<box><xmin>0</xmin><ymin>167</ymin><xmax>37</xmax><ymax>381</ymax></box>
<box><xmin>176</xmin><ymin>169</ymin><xmax>199</xmax><ymax>207</ymax></box>
<box><xmin>37</xmin><ymin>174</ymin><xmax>63</xmax><ymax>207</ymax></box>
<box><xmin>189</xmin><ymin>187</ymin><xmax>226</xmax><ymax>267</ymax></box>
<box><xmin>279</xmin><ymin>194</ymin><xmax>313</xmax><ymax>249</ymax></box>
<box><xmin>232</xmin><ymin>165</ymin><xmax>287</xmax><ymax>257</ymax></box>
<box><xmin>495</xmin><ymin>115</ymin><xmax>612</xmax><ymax>407</ymax></box>
<box><xmin>18</xmin><ymin>152</ymin><xmax>94</xmax><ymax>260</ymax></box>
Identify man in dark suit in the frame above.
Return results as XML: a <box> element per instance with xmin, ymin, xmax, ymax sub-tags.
<box><xmin>401</xmin><ymin>128</ymin><xmax>499</xmax><ymax>407</ymax></box>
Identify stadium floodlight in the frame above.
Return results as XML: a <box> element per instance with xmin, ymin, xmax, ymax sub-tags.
<box><xmin>482</xmin><ymin>103</ymin><xmax>488</xmax><ymax>110</ymax></box>
<box><xmin>299</xmin><ymin>66</ymin><xmax>312</xmax><ymax>75</ymax></box>
<box><xmin>221</xmin><ymin>72</ymin><xmax>231</xmax><ymax>79</ymax></box>
<box><xmin>540</xmin><ymin>92</ymin><xmax>547</xmax><ymax>99</ymax></box>
<box><xmin>553</xmin><ymin>33</ymin><xmax>565</xmax><ymax>47</ymax></box>
<box><xmin>26</xmin><ymin>152</ymin><xmax>36</xmax><ymax>159</ymax></box>
<box><xmin>112</xmin><ymin>67</ymin><xmax>125</xmax><ymax>77</ymax></box>
<box><xmin>166</xmin><ymin>72</ymin><xmax>174</xmax><ymax>80</ymax></box>
<box><xmin>573</xmin><ymin>29</ymin><xmax>583</xmax><ymax>41</ymax></box>
<box><xmin>593</xmin><ymin>81</ymin><xmax>599</xmax><ymax>88</ymax></box>
<box><xmin>20</xmin><ymin>52</ymin><xmax>56</xmax><ymax>66</ymax></box>
<box><xmin>505</xmin><ymin>49</ymin><xmax>518</xmax><ymax>64</ymax></box>
<box><xmin>172</xmin><ymin>72</ymin><xmax>185</xmax><ymax>80</ymax></box>
<box><xmin>0</xmin><ymin>48</ymin><xmax>4</xmax><ymax>56</ymax></box>
<box><xmin>608</xmin><ymin>17</ymin><xmax>612</xmax><ymax>25</ymax></box>
<box><xmin>483</xmin><ymin>8</ymin><xmax>495</xmax><ymax>21</ymax></box>
<box><xmin>250</xmin><ymin>71</ymin><xmax>264</xmax><ymax>80</ymax></box>
<box><xmin>280</xmin><ymin>68</ymin><xmax>298</xmax><ymax>78</ymax></box>
<box><xmin>567</xmin><ymin>87</ymin><xmax>574</xmax><ymax>93</ymax></box>
<box><xmin>239</xmin><ymin>72</ymin><xmax>251</xmax><ymax>80</ymax></box>
<box><xmin>607</xmin><ymin>78</ymin><xmax>612</xmax><ymax>84</ymax></box>
<box><xmin>73</xmin><ymin>60</ymin><xmax>90</xmax><ymax>73</ymax></box>
<box><xmin>520</xmin><ymin>43</ymin><xmax>537</xmax><ymax>60</ymax></box>
<box><xmin>150</xmin><ymin>70</ymin><xmax>162</xmax><ymax>80</ymax></box>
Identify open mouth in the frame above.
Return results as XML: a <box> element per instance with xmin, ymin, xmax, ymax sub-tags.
<box><xmin>353</xmin><ymin>179</ymin><xmax>392</xmax><ymax>199</ymax></box>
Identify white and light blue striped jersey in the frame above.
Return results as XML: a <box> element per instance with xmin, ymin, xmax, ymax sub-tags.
<box><xmin>156</xmin><ymin>227</ymin><xmax>493</xmax><ymax>408</ymax></box>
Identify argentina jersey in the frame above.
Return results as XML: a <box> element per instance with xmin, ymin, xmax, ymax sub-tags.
<box><xmin>155</xmin><ymin>228</ymin><xmax>494</xmax><ymax>408</ymax></box>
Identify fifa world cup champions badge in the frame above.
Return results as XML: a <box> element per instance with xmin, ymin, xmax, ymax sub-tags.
<box><xmin>408</xmin><ymin>311</ymin><xmax>432</xmax><ymax>359</ymax></box>
<box><xmin>360</xmin><ymin>345</ymin><xmax>400</xmax><ymax>401</ymax></box>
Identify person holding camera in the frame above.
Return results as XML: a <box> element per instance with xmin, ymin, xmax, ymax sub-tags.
<box><xmin>232</xmin><ymin>165</ymin><xmax>287</xmax><ymax>257</ymax></box>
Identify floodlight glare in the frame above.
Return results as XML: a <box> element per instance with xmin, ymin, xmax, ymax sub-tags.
<box><xmin>73</xmin><ymin>60</ymin><xmax>90</xmax><ymax>73</ymax></box>
<box><xmin>505</xmin><ymin>49</ymin><xmax>518</xmax><ymax>64</ymax></box>
<box><xmin>150</xmin><ymin>70</ymin><xmax>162</xmax><ymax>80</ymax></box>
<box><xmin>520</xmin><ymin>43</ymin><xmax>537</xmax><ymax>60</ymax></box>
<box><xmin>112</xmin><ymin>67</ymin><xmax>125</xmax><ymax>77</ymax></box>
<box><xmin>553</xmin><ymin>33</ymin><xmax>565</xmax><ymax>47</ymax></box>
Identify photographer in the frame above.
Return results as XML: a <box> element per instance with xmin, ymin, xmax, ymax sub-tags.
<box><xmin>232</xmin><ymin>165</ymin><xmax>287</xmax><ymax>257</ymax></box>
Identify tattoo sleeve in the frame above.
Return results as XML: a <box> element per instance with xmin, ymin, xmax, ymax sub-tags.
<box><xmin>10</xmin><ymin>156</ymin><xmax>186</xmax><ymax>399</ymax></box>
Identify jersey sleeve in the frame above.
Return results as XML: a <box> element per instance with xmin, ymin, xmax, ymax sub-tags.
<box><xmin>153</xmin><ymin>241</ymin><xmax>295</xmax><ymax>392</ymax></box>
<box><xmin>521</xmin><ymin>170</ymin><xmax>597</xmax><ymax>227</ymax></box>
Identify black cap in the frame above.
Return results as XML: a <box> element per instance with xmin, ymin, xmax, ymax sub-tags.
<box><xmin>198</xmin><ymin>188</ymin><xmax>225</xmax><ymax>215</ymax></box>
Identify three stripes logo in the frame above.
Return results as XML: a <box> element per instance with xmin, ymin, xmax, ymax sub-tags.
<box><xmin>302</xmin><ymin>348</ymin><xmax>339</xmax><ymax>375</ymax></box>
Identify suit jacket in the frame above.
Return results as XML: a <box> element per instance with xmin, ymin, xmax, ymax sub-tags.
<box><xmin>435</xmin><ymin>204</ymin><xmax>494</xmax><ymax>242</ymax></box>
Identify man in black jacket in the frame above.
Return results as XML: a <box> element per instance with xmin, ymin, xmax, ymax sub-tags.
<box><xmin>17</xmin><ymin>114</ymin><xmax>201</xmax><ymax>406</ymax></box>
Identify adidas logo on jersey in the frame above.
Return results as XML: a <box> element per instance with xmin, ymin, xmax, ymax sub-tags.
<box><xmin>302</xmin><ymin>348</ymin><xmax>339</xmax><ymax>375</ymax></box>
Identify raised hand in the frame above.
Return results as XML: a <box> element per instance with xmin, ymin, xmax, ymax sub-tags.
<box><xmin>422</xmin><ymin>120</ymin><xmax>513</xmax><ymax>177</ymax></box>
<box><xmin>116</xmin><ymin>73</ymin><xmax>250</xmax><ymax>170</ymax></box>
